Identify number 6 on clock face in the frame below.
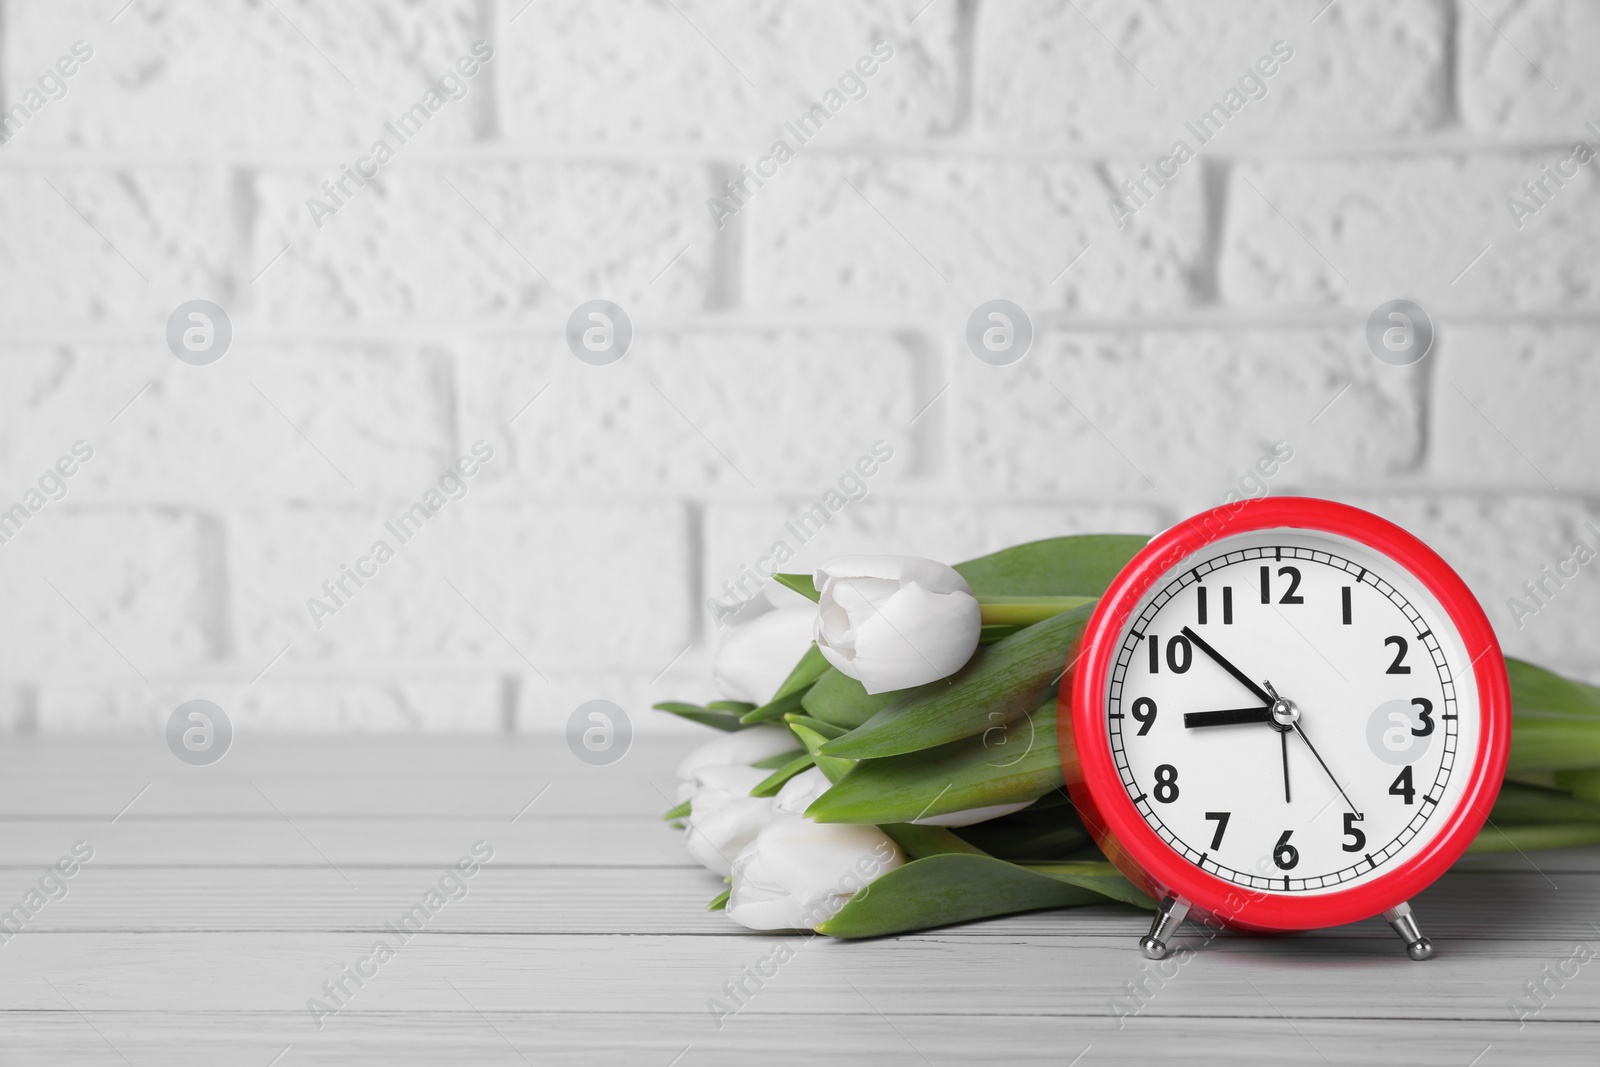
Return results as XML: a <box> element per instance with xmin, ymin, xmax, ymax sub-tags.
<box><xmin>1061</xmin><ymin>498</ymin><xmax>1510</xmax><ymax>938</ymax></box>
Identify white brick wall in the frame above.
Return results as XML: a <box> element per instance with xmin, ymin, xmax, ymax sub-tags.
<box><xmin>1</xmin><ymin>0</ymin><xmax>1596</xmax><ymax>734</ymax></box>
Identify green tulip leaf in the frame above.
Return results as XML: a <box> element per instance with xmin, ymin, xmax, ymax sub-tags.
<box><xmin>1508</xmin><ymin>715</ymin><xmax>1600</xmax><ymax>773</ymax></box>
<box><xmin>1021</xmin><ymin>862</ymin><xmax>1154</xmax><ymax>909</ymax></box>
<box><xmin>807</xmin><ymin>702</ymin><xmax>1062</xmax><ymax>824</ymax></box>
<box><xmin>1490</xmin><ymin>781</ymin><xmax>1600</xmax><ymax>824</ymax></box>
<box><xmin>662</xmin><ymin>798</ymin><xmax>690</xmax><ymax>822</ymax></box>
<box><xmin>782</xmin><ymin>713</ymin><xmax>847</xmax><ymax>740</ymax></box>
<box><xmin>979</xmin><ymin>623</ymin><xmax>1025</xmax><ymax>645</ymax></box>
<box><xmin>801</xmin><ymin>668</ymin><xmax>901</xmax><ymax>730</ymax></box>
<box><xmin>708</xmin><ymin>889</ymin><xmax>730</xmax><ymax>912</ymax></box>
<box><xmin>773</xmin><ymin>573</ymin><xmax>820</xmax><ymax>601</ymax></box>
<box><xmin>739</xmin><ymin>687</ymin><xmax>808</xmax><ymax>725</ymax></box>
<box><xmin>777</xmin><ymin>644</ymin><xmax>830</xmax><ymax>697</ymax></box>
<box><xmin>1555</xmin><ymin>768</ymin><xmax>1600</xmax><ymax>802</ymax></box>
<box><xmin>1468</xmin><ymin>823</ymin><xmax>1600</xmax><ymax>854</ymax></box>
<box><xmin>1019</xmin><ymin>789</ymin><xmax>1072</xmax><ymax>810</ymax></box>
<box><xmin>881</xmin><ymin>823</ymin><xmax>990</xmax><ymax>860</ymax></box>
<box><xmin>953</xmin><ymin>534</ymin><xmax>1149</xmax><ymax>597</ymax></box>
<box><xmin>957</xmin><ymin>818</ymin><xmax>1089</xmax><ymax>862</ymax></box>
<box><xmin>706</xmin><ymin>700</ymin><xmax>757</xmax><ymax>714</ymax></box>
<box><xmin>1509</xmin><ymin>657</ymin><xmax>1600</xmax><ymax>718</ymax></box>
<box><xmin>751</xmin><ymin>748</ymin><xmax>807</xmax><ymax>770</ymax></box>
<box><xmin>821</xmin><ymin>606</ymin><xmax>1090</xmax><ymax>760</ymax></box>
<box><xmin>815</xmin><ymin>853</ymin><xmax>1121</xmax><ymax>938</ymax></box>
<box><xmin>790</xmin><ymin>722</ymin><xmax>856</xmax><ymax>784</ymax></box>
<box><xmin>750</xmin><ymin>752</ymin><xmax>817</xmax><ymax>797</ymax></box>
<box><xmin>742</xmin><ymin>645</ymin><xmax>831</xmax><ymax>723</ymax></box>
<box><xmin>652</xmin><ymin>702</ymin><xmax>750</xmax><ymax>732</ymax></box>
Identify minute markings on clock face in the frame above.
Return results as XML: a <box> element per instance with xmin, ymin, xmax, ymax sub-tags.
<box><xmin>1106</xmin><ymin>536</ymin><xmax>1476</xmax><ymax>895</ymax></box>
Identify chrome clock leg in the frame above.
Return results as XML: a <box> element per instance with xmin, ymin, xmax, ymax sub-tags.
<box><xmin>1382</xmin><ymin>901</ymin><xmax>1435</xmax><ymax>961</ymax></box>
<box><xmin>1140</xmin><ymin>895</ymin><xmax>1191</xmax><ymax>959</ymax></box>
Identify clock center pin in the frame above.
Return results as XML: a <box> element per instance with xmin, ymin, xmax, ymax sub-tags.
<box><xmin>1264</xmin><ymin>679</ymin><xmax>1300</xmax><ymax>731</ymax></box>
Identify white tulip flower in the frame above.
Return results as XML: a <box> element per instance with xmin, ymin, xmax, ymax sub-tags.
<box><xmin>773</xmin><ymin>766</ymin><xmax>832</xmax><ymax>816</ymax></box>
<box><xmin>725</xmin><ymin>812</ymin><xmax>906</xmax><ymax>931</ymax></box>
<box><xmin>675</xmin><ymin>723</ymin><xmax>798</xmax><ymax>789</ymax></box>
<box><xmin>713</xmin><ymin>607</ymin><xmax>818</xmax><ymax>705</ymax></box>
<box><xmin>680</xmin><ymin>763</ymin><xmax>770</xmax><ymax>812</ymax></box>
<box><xmin>681</xmin><ymin>763</ymin><xmax>776</xmax><ymax>876</ymax></box>
<box><xmin>686</xmin><ymin>794</ymin><xmax>776</xmax><ymax>876</ymax></box>
<box><xmin>813</xmin><ymin>556</ymin><xmax>983</xmax><ymax>694</ymax></box>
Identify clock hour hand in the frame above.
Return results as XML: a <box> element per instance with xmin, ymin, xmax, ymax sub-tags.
<box><xmin>1183</xmin><ymin>706</ymin><xmax>1273</xmax><ymax>728</ymax></box>
<box><xmin>1179</xmin><ymin>626</ymin><xmax>1273</xmax><ymax>705</ymax></box>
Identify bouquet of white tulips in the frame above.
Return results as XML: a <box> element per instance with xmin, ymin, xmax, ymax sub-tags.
<box><xmin>659</xmin><ymin>536</ymin><xmax>1600</xmax><ymax>937</ymax></box>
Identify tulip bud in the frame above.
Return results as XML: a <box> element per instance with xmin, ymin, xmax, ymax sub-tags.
<box><xmin>773</xmin><ymin>766</ymin><xmax>832</xmax><ymax>816</ymax></box>
<box><xmin>686</xmin><ymin>795</ymin><xmax>776</xmax><ymax>876</ymax></box>
<box><xmin>675</xmin><ymin>723</ymin><xmax>798</xmax><ymax>788</ymax></box>
<box><xmin>725</xmin><ymin>812</ymin><xmax>906</xmax><ymax>931</ymax></box>
<box><xmin>682</xmin><ymin>764</ymin><xmax>776</xmax><ymax>876</ymax></box>
<box><xmin>681</xmin><ymin>763</ymin><xmax>770</xmax><ymax>812</ymax></box>
<box><xmin>813</xmin><ymin>556</ymin><xmax>982</xmax><ymax>695</ymax></box>
<box><xmin>713</xmin><ymin>607</ymin><xmax>818</xmax><ymax>705</ymax></box>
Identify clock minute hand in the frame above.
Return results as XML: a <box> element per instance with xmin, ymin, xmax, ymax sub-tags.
<box><xmin>1178</xmin><ymin>626</ymin><xmax>1273</xmax><ymax>705</ymax></box>
<box><xmin>1183</xmin><ymin>706</ymin><xmax>1274</xmax><ymax>728</ymax></box>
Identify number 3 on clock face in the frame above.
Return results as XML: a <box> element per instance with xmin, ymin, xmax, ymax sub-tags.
<box><xmin>1062</xmin><ymin>498</ymin><xmax>1510</xmax><ymax>934</ymax></box>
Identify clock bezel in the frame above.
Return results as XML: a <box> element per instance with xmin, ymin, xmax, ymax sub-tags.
<box><xmin>1060</xmin><ymin>497</ymin><xmax>1511</xmax><ymax>932</ymax></box>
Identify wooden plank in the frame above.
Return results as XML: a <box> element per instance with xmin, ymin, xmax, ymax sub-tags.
<box><xmin>0</xmin><ymin>1012</ymin><xmax>1565</xmax><ymax>1067</ymax></box>
<box><xmin>0</xmin><ymin>930</ymin><xmax>1594</xmax><ymax>1023</ymax></box>
<box><xmin>0</xmin><ymin>737</ymin><xmax>691</xmax><ymax>817</ymax></box>
<box><xmin>3</xmin><ymin>810</ymin><xmax>1597</xmax><ymax>871</ymax></box>
<box><xmin>0</xmin><ymin>815</ymin><xmax>689</xmax><ymax>868</ymax></box>
<box><xmin>4</xmin><ymin>734</ymin><xmax>1598</xmax><ymax>1064</ymax></box>
<box><xmin>0</xmin><ymin>864</ymin><xmax>1595</xmax><ymax>944</ymax></box>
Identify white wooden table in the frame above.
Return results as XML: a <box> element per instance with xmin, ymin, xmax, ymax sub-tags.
<box><xmin>1</xmin><ymin>735</ymin><xmax>1594</xmax><ymax>1065</ymax></box>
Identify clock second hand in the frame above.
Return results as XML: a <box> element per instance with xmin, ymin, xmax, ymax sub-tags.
<box><xmin>1288</xmin><ymin>718</ymin><xmax>1362</xmax><ymax>817</ymax></box>
<box><xmin>1262</xmin><ymin>679</ymin><xmax>1363</xmax><ymax>817</ymax></box>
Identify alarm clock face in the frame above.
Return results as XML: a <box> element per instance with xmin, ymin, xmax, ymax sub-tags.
<box><xmin>1105</xmin><ymin>527</ymin><xmax>1483</xmax><ymax>897</ymax></box>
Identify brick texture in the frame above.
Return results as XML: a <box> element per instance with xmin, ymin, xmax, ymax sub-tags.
<box><xmin>0</xmin><ymin>169</ymin><xmax>234</xmax><ymax>323</ymax></box>
<box><xmin>0</xmin><ymin>1</ymin><xmax>1596</xmax><ymax>732</ymax></box>
<box><xmin>457</xmin><ymin>332</ymin><xmax>923</xmax><ymax>493</ymax></box>
<box><xmin>1431</xmin><ymin>324</ymin><xmax>1600</xmax><ymax>492</ymax></box>
<box><xmin>975</xmin><ymin>0</ymin><xmax>1449</xmax><ymax>142</ymax></box>
<box><xmin>4</xmin><ymin>0</ymin><xmax>490</xmax><ymax>150</ymax></box>
<box><xmin>251</xmin><ymin>163</ymin><xmax>715</xmax><ymax>322</ymax></box>
<box><xmin>743</xmin><ymin>157</ymin><xmax>1207</xmax><ymax>317</ymax></box>
<box><xmin>950</xmin><ymin>328</ymin><xmax>1424</xmax><ymax>505</ymax></box>
<box><xmin>1220</xmin><ymin>156</ymin><xmax>1600</xmax><ymax>311</ymax></box>
<box><xmin>1459</xmin><ymin>0</ymin><xmax>1600</xmax><ymax>136</ymax></box>
<box><xmin>501</xmin><ymin>0</ymin><xmax>962</xmax><ymax>144</ymax></box>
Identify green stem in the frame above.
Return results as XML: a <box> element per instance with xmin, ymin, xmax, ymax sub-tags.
<box><xmin>1508</xmin><ymin>715</ymin><xmax>1600</xmax><ymax>773</ymax></box>
<box><xmin>1468</xmin><ymin>823</ymin><xmax>1600</xmax><ymax>854</ymax></box>
<box><xmin>976</xmin><ymin>595</ymin><xmax>1096</xmax><ymax>626</ymax></box>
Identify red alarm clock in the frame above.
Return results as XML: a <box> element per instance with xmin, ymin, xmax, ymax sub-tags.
<box><xmin>1059</xmin><ymin>497</ymin><xmax>1510</xmax><ymax>960</ymax></box>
